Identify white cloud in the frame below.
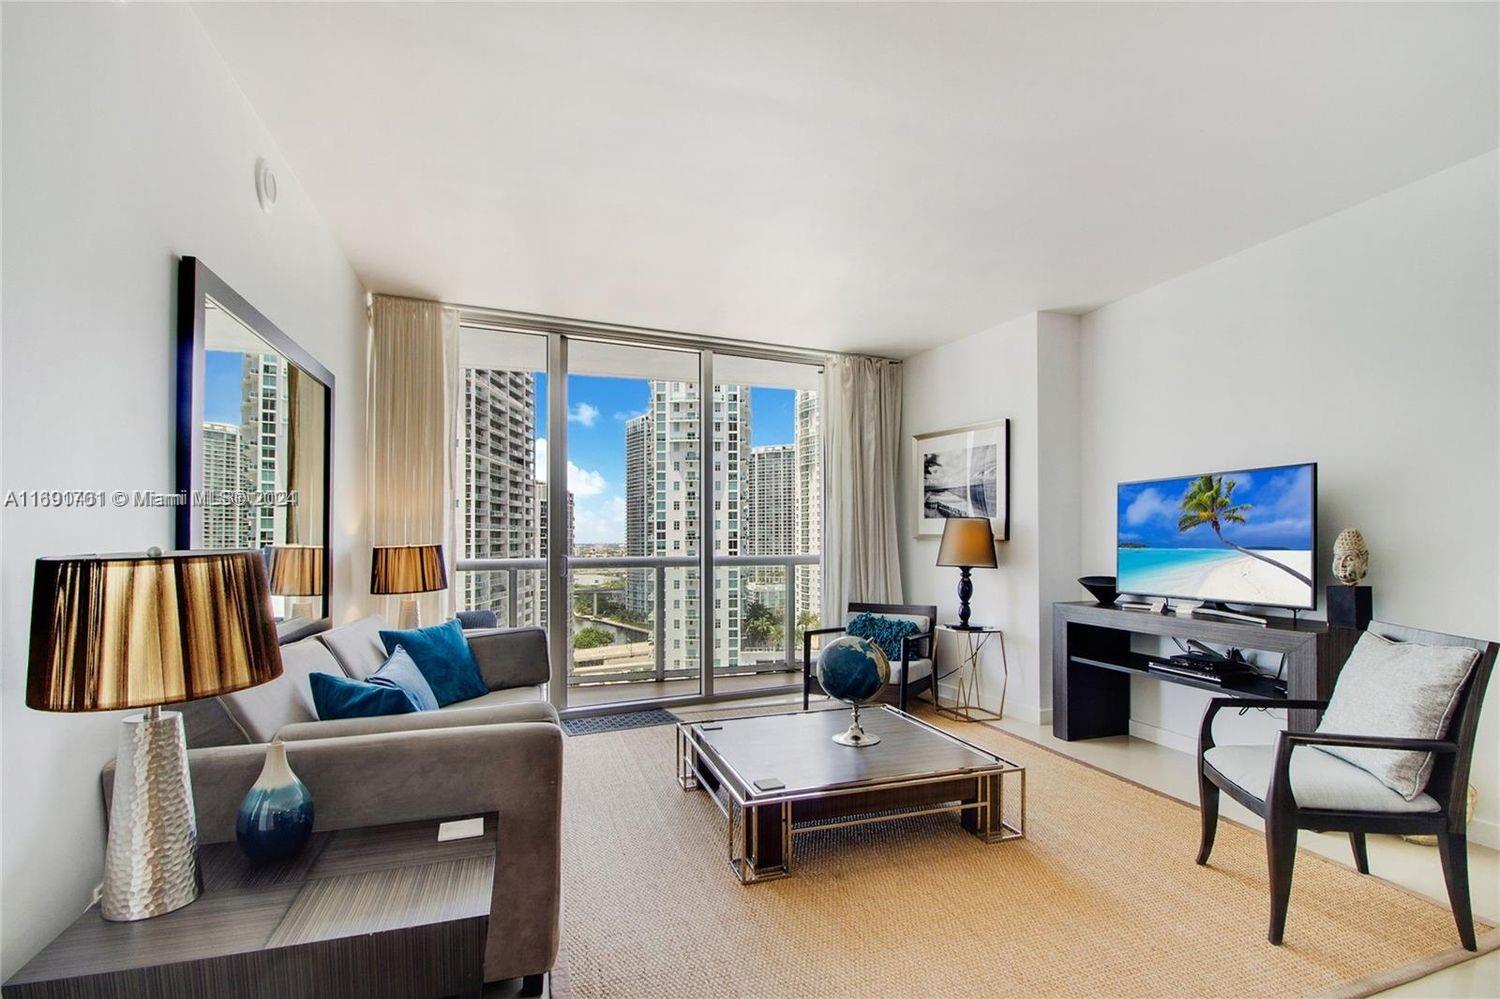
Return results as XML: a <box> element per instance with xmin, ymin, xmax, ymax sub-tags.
<box><xmin>568</xmin><ymin>402</ymin><xmax>600</xmax><ymax>427</ymax></box>
<box><xmin>568</xmin><ymin>463</ymin><xmax>607</xmax><ymax>497</ymax></box>
<box><xmin>614</xmin><ymin>409</ymin><xmax>647</xmax><ymax>423</ymax></box>
<box><xmin>1123</xmin><ymin>487</ymin><xmax>1177</xmax><ymax>527</ymax></box>
<box><xmin>574</xmin><ymin>495</ymin><xmax>627</xmax><ymax>543</ymax></box>
<box><xmin>533</xmin><ymin>439</ymin><xmax>608</xmax><ymax>496</ymax></box>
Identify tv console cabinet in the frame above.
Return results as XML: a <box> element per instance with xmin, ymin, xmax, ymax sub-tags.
<box><xmin>1051</xmin><ymin>601</ymin><xmax>1360</xmax><ymax>740</ymax></box>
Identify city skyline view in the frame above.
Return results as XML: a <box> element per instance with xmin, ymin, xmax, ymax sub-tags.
<box><xmin>536</xmin><ymin>374</ymin><xmax>799</xmax><ymax>544</ymax></box>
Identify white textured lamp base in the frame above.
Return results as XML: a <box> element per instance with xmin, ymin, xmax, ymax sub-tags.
<box><xmin>102</xmin><ymin>708</ymin><xmax>200</xmax><ymax>921</ymax></box>
<box><xmin>289</xmin><ymin>598</ymin><xmax>318</xmax><ymax>620</ymax></box>
<box><xmin>397</xmin><ymin>598</ymin><xmax>422</xmax><ymax>629</ymax></box>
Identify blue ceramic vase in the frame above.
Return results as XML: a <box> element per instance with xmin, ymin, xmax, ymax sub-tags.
<box><xmin>236</xmin><ymin>740</ymin><xmax>314</xmax><ymax>862</ymax></box>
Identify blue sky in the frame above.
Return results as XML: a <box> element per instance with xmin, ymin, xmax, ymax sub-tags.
<box><xmin>538</xmin><ymin>375</ymin><xmax>797</xmax><ymax>543</ymax></box>
<box><xmin>205</xmin><ymin>350</ymin><xmax>245</xmax><ymax>424</ymax></box>
<box><xmin>1117</xmin><ymin>463</ymin><xmax>1314</xmax><ymax>550</ymax></box>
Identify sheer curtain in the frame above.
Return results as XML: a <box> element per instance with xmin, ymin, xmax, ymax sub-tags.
<box><xmin>367</xmin><ymin>295</ymin><xmax>459</xmax><ymax>624</ymax></box>
<box><xmin>821</xmin><ymin>354</ymin><xmax>904</xmax><ymax>624</ymax></box>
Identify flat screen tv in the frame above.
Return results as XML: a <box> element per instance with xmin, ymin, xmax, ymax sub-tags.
<box><xmin>1116</xmin><ymin>462</ymin><xmax>1317</xmax><ymax>611</ymax></box>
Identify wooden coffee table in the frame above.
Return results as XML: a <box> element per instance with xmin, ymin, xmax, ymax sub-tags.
<box><xmin>676</xmin><ymin>705</ymin><xmax>1025</xmax><ymax>883</ymax></box>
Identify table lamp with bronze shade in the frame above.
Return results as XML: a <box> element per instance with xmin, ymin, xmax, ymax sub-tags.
<box><xmin>27</xmin><ymin>549</ymin><xmax>282</xmax><ymax>921</ymax></box>
<box><xmin>371</xmin><ymin>543</ymin><xmax>447</xmax><ymax>629</ymax></box>
<box><xmin>269</xmin><ymin>543</ymin><xmax>324</xmax><ymax>620</ymax></box>
<box><xmin>936</xmin><ymin>517</ymin><xmax>997</xmax><ymax>629</ymax></box>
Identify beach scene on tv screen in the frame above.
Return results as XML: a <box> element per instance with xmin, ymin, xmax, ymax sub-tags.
<box><xmin>1117</xmin><ymin>464</ymin><xmax>1314</xmax><ymax>607</ymax></box>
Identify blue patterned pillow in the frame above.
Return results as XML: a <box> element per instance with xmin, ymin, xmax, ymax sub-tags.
<box><xmin>846</xmin><ymin>613</ymin><xmax>921</xmax><ymax>662</ymax></box>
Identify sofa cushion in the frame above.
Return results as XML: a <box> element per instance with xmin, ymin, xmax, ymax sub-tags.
<box><xmin>1315</xmin><ymin>631</ymin><xmax>1479</xmax><ymax>799</ymax></box>
<box><xmin>310</xmin><ymin>672</ymin><xmax>419</xmax><ymax>720</ymax></box>
<box><xmin>317</xmin><ymin>614</ymin><xmax>391</xmax><ymax>680</ymax></box>
<box><xmin>444</xmin><ymin>686</ymin><xmax>545</xmax><ymax>710</ymax></box>
<box><xmin>368</xmin><ymin>646</ymin><xmax>440</xmax><ymax>712</ymax></box>
<box><xmin>275</xmin><ymin>698</ymin><xmax>559</xmax><ymax>741</ymax></box>
<box><xmin>1204</xmin><ymin>744</ymin><xmax>1440</xmax><ymax>814</ymax></box>
<box><xmin>380</xmin><ymin>619</ymin><xmax>489</xmax><ymax>706</ymax></box>
<box><xmin>220</xmin><ymin>638</ymin><xmax>345</xmax><ymax>743</ymax></box>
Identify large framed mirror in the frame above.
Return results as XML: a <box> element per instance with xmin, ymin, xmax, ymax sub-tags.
<box><xmin>176</xmin><ymin>257</ymin><xmax>334</xmax><ymax>641</ymax></box>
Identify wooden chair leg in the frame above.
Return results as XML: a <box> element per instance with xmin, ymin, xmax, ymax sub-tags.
<box><xmin>1196</xmin><ymin>772</ymin><xmax>1219</xmax><ymax>866</ymax></box>
<box><xmin>1436</xmin><ymin>832</ymin><xmax>1477</xmax><ymax>951</ymax></box>
<box><xmin>1265</xmin><ymin>814</ymin><xmax>1298</xmax><ymax>945</ymax></box>
<box><xmin>1348</xmin><ymin>832</ymin><xmax>1370</xmax><ymax>875</ymax></box>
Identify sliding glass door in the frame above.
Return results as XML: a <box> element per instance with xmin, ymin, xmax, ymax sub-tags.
<box><xmin>453</xmin><ymin>321</ymin><xmax>821</xmax><ymax>714</ymax></box>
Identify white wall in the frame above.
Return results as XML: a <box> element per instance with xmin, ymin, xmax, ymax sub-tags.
<box><xmin>1</xmin><ymin>5</ymin><xmax>368</xmax><ymax>975</ymax></box>
<box><xmin>900</xmin><ymin>312</ymin><xmax>1081</xmax><ymax>724</ymax></box>
<box><xmin>1078</xmin><ymin>152</ymin><xmax>1500</xmax><ymax>843</ymax></box>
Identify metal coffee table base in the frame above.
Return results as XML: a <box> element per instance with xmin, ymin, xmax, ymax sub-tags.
<box><xmin>676</xmin><ymin>713</ymin><xmax>1025</xmax><ymax>884</ymax></box>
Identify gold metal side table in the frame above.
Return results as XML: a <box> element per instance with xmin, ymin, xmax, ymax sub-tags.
<box><xmin>933</xmin><ymin>624</ymin><xmax>1007</xmax><ymax>722</ymax></box>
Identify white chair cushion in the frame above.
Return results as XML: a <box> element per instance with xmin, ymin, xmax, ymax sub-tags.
<box><xmin>1315</xmin><ymin>631</ymin><xmax>1478</xmax><ymax>799</ymax></box>
<box><xmin>1204</xmin><ymin>744</ymin><xmax>1440</xmax><ymax>814</ymax></box>
<box><xmin>889</xmin><ymin>658</ymin><xmax>933</xmax><ymax>683</ymax></box>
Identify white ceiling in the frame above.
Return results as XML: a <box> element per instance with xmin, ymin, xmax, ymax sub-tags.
<box><xmin>194</xmin><ymin>3</ymin><xmax>1496</xmax><ymax>358</ymax></box>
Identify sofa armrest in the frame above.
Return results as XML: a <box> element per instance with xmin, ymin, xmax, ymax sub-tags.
<box><xmin>275</xmin><ymin>700</ymin><xmax>559</xmax><ymax>742</ymax></box>
<box><xmin>467</xmin><ymin>626</ymin><xmax>550</xmax><ymax>690</ymax></box>
<box><xmin>103</xmin><ymin>722</ymin><xmax>565</xmax><ymax>981</ymax></box>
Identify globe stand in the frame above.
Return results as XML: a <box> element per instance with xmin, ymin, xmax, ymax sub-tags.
<box><xmin>832</xmin><ymin>703</ymin><xmax>881</xmax><ymax>747</ymax></box>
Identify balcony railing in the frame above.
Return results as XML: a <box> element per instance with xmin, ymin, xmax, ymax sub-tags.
<box><xmin>455</xmin><ymin>553</ymin><xmax>820</xmax><ymax>689</ymax></box>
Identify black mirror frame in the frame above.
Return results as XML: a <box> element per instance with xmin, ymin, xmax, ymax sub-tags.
<box><xmin>175</xmin><ymin>256</ymin><xmax>335</xmax><ymax>643</ymax></box>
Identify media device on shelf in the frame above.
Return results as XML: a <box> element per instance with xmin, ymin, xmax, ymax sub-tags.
<box><xmin>1116</xmin><ymin>461</ymin><xmax>1317</xmax><ymax>617</ymax></box>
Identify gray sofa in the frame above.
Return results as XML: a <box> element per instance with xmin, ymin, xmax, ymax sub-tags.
<box><xmin>103</xmin><ymin>615</ymin><xmax>561</xmax><ymax>986</ymax></box>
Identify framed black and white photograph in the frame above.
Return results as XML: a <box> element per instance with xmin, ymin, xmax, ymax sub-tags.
<box><xmin>911</xmin><ymin>419</ymin><xmax>1010</xmax><ymax>539</ymax></box>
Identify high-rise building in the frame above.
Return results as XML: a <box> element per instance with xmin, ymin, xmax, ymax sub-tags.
<box><xmin>627</xmin><ymin>380</ymin><xmax>747</xmax><ymax>671</ymax></box>
<box><xmin>746</xmin><ymin>444</ymin><xmax>796</xmax><ymax>556</ymax></box>
<box><xmin>458</xmin><ymin>368</ymin><xmax>538</xmax><ymax>622</ymax></box>
<box><xmin>624</xmin><ymin>412</ymin><xmax>654</xmax><ymax>619</ymax></box>
<box><xmin>535</xmin><ymin>480</ymin><xmax>575</xmax><ymax>559</ymax></box>
<box><xmin>794</xmin><ymin>389</ymin><xmax>822</xmax><ymax>623</ymax></box>
<box><xmin>240</xmin><ymin>352</ymin><xmax>288</xmax><ymax>548</ymax></box>
<box><xmin>202</xmin><ymin>421</ymin><xmax>247</xmax><ymax>548</ymax></box>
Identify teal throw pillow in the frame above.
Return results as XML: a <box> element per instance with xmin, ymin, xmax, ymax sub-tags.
<box><xmin>378</xmin><ymin>618</ymin><xmax>488</xmax><ymax>706</ymax></box>
<box><xmin>367</xmin><ymin>645</ymin><xmax>440</xmax><ymax>712</ymax></box>
<box><xmin>310</xmin><ymin>671</ymin><xmax>418</xmax><ymax>720</ymax></box>
<box><xmin>846</xmin><ymin>612</ymin><xmax>921</xmax><ymax>662</ymax></box>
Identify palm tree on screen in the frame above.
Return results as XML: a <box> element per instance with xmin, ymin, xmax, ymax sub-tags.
<box><xmin>1177</xmin><ymin>475</ymin><xmax>1312</xmax><ymax>586</ymax></box>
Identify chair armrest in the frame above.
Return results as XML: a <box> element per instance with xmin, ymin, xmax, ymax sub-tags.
<box><xmin>901</xmin><ymin>630</ymin><xmax>934</xmax><ymax>662</ymax></box>
<box><xmin>803</xmin><ymin>626</ymin><xmax>847</xmax><ymax>672</ymax></box>
<box><xmin>1284</xmin><ymin>731</ymin><xmax>1459</xmax><ymax>754</ymax></box>
<box><xmin>1199</xmin><ymin>698</ymin><xmax>1328</xmax><ymax>756</ymax></box>
<box><xmin>467</xmin><ymin>626</ymin><xmax>550</xmax><ymax>690</ymax></box>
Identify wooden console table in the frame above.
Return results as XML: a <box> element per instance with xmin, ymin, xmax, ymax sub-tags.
<box><xmin>1051</xmin><ymin>601</ymin><xmax>1359</xmax><ymax>740</ymax></box>
<box><xmin>4</xmin><ymin>816</ymin><xmax>495</xmax><ymax>999</ymax></box>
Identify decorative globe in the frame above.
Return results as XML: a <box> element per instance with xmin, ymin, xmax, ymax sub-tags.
<box><xmin>816</xmin><ymin>635</ymin><xmax>890</xmax><ymax>706</ymax></box>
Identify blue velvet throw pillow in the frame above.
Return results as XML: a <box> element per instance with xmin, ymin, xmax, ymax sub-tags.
<box><xmin>378</xmin><ymin>618</ymin><xmax>488</xmax><ymax>706</ymax></box>
<box><xmin>846</xmin><ymin>612</ymin><xmax>921</xmax><ymax>662</ymax></box>
<box><xmin>367</xmin><ymin>645</ymin><xmax>440</xmax><ymax>712</ymax></box>
<box><xmin>309</xmin><ymin>671</ymin><xmax>418</xmax><ymax>720</ymax></box>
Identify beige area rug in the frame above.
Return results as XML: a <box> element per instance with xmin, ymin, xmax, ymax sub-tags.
<box><xmin>558</xmin><ymin>708</ymin><xmax>1494</xmax><ymax>998</ymax></box>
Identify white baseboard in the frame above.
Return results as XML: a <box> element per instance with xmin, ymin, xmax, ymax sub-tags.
<box><xmin>1127</xmin><ymin>718</ymin><xmax>1197</xmax><ymax>755</ymax></box>
<box><xmin>1469</xmin><ymin>815</ymin><xmax>1498</xmax><ymax>850</ymax></box>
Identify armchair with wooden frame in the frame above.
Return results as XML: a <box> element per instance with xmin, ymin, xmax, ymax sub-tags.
<box><xmin>803</xmin><ymin>602</ymin><xmax>937</xmax><ymax>712</ymax></box>
<box><xmin>1196</xmin><ymin>621</ymin><xmax>1496</xmax><ymax>951</ymax></box>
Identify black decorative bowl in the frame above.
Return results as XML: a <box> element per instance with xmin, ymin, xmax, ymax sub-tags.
<box><xmin>1078</xmin><ymin>575</ymin><xmax>1119</xmax><ymax>607</ymax></box>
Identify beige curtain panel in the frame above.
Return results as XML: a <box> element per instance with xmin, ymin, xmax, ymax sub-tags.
<box><xmin>821</xmin><ymin>354</ymin><xmax>904</xmax><ymax>624</ymax></box>
<box><xmin>367</xmin><ymin>295</ymin><xmax>459</xmax><ymax>624</ymax></box>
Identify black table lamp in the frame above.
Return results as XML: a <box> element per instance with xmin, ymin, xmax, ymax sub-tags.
<box><xmin>936</xmin><ymin>517</ymin><xmax>997</xmax><ymax>629</ymax></box>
